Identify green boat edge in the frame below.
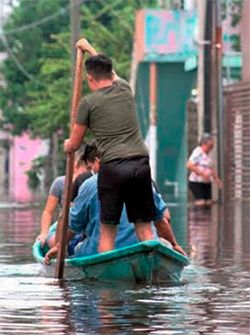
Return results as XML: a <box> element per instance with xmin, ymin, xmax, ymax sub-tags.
<box><xmin>33</xmin><ymin>240</ymin><xmax>190</xmax><ymax>283</ymax></box>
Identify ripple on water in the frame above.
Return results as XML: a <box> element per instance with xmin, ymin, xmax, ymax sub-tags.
<box><xmin>0</xmin><ymin>276</ymin><xmax>73</xmax><ymax>335</ymax></box>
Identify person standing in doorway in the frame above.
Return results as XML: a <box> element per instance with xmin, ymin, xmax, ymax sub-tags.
<box><xmin>187</xmin><ymin>133</ymin><xmax>222</xmax><ymax>206</ymax></box>
<box><xmin>64</xmin><ymin>38</ymin><xmax>156</xmax><ymax>253</ymax></box>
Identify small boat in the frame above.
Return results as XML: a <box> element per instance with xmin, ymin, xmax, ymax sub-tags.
<box><xmin>33</xmin><ymin>240</ymin><xmax>189</xmax><ymax>283</ymax></box>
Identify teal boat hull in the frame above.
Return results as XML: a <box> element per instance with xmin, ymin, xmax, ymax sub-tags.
<box><xmin>33</xmin><ymin>240</ymin><xmax>189</xmax><ymax>283</ymax></box>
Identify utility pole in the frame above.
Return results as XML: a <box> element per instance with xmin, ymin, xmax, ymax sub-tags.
<box><xmin>203</xmin><ymin>0</ymin><xmax>213</xmax><ymax>133</ymax></box>
<box><xmin>214</xmin><ymin>0</ymin><xmax>224</xmax><ymax>203</ymax></box>
<box><xmin>208</xmin><ymin>0</ymin><xmax>224</xmax><ymax>203</ymax></box>
<box><xmin>197</xmin><ymin>0</ymin><xmax>206</xmax><ymax>138</ymax></box>
<box><xmin>241</xmin><ymin>0</ymin><xmax>250</xmax><ymax>81</ymax></box>
<box><xmin>70</xmin><ymin>0</ymin><xmax>82</xmax><ymax>76</ymax></box>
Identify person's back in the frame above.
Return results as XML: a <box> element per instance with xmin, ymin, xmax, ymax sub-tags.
<box><xmin>77</xmin><ymin>78</ymin><xmax>148</xmax><ymax>163</ymax></box>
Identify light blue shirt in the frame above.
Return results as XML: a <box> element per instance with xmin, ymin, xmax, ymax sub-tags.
<box><xmin>69</xmin><ymin>174</ymin><xmax>167</xmax><ymax>257</ymax></box>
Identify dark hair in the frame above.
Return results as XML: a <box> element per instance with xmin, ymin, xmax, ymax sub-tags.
<box><xmin>199</xmin><ymin>133</ymin><xmax>214</xmax><ymax>146</ymax></box>
<box><xmin>83</xmin><ymin>140</ymin><xmax>101</xmax><ymax>163</ymax></box>
<box><xmin>75</xmin><ymin>144</ymin><xmax>87</xmax><ymax>167</ymax></box>
<box><xmin>85</xmin><ymin>54</ymin><xmax>113</xmax><ymax>81</ymax></box>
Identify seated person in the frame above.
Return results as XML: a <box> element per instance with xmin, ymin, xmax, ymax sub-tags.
<box><xmin>38</xmin><ymin>141</ymin><xmax>100</xmax><ymax>249</ymax></box>
<box><xmin>71</xmin><ymin>140</ymin><xmax>100</xmax><ymax>200</ymax></box>
<box><xmin>37</xmin><ymin>145</ymin><xmax>89</xmax><ymax>247</ymax></box>
<box><xmin>45</xmin><ymin>162</ymin><xmax>186</xmax><ymax>263</ymax></box>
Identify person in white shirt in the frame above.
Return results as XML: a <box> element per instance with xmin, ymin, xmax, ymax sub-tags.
<box><xmin>187</xmin><ymin>133</ymin><xmax>222</xmax><ymax>206</ymax></box>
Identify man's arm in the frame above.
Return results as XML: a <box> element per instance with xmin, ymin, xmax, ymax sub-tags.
<box><xmin>76</xmin><ymin>38</ymin><xmax>120</xmax><ymax>82</ymax></box>
<box><xmin>76</xmin><ymin>38</ymin><xmax>98</xmax><ymax>56</ymax></box>
<box><xmin>37</xmin><ymin>195</ymin><xmax>59</xmax><ymax>246</ymax></box>
<box><xmin>152</xmin><ymin>188</ymin><xmax>187</xmax><ymax>256</ymax></box>
<box><xmin>64</xmin><ymin>123</ymin><xmax>87</xmax><ymax>153</ymax></box>
<box><xmin>154</xmin><ymin>210</ymin><xmax>187</xmax><ymax>257</ymax></box>
<box><xmin>186</xmin><ymin>160</ymin><xmax>211</xmax><ymax>182</ymax></box>
<box><xmin>210</xmin><ymin>168</ymin><xmax>223</xmax><ymax>188</ymax></box>
<box><xmin>44</xmin><ymin>229</ymin><xmax>75</xmax><ymax>265</ymax></box>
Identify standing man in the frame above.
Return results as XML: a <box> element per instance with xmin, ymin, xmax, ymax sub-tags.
<box><xmin>64</xmin><ymin>39</ymin><xmax>156</xmax><ymax>253</ymax></box>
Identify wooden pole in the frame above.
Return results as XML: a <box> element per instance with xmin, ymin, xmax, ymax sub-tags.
<box><xmin>149</xmin><ymin>63</ymin><xmax>157</xmax><ymax>127</ymax></box>
<box><xmin>215</xmin><ymin>0</ymin><xmax>224</xmax><ymax>203</ymax></box>
<box><xmin>149</xmin><ymin>62</ymin><xmax>157</xmax><ymax>181</ymax></box>
<box><xmin>241</xmin><ymin>0</ymin><xmax>250</xmax><ymax>81</ymax></box>
<box><xmin>197</xmin><ymin>0</ymin><xmax>206</xmax><ymax>138</ymax></box>
<box><xmin>55</xmin><ymin>48</ymin><xmax>84</xmax><ymax>279</ymax></box>
<box><xmin>204</xmin><ymin>0</ymin><xmax>213</xmax><ymax>133</ymax></box>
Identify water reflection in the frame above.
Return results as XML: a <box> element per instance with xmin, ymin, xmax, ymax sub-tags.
<box><xmin>0</xmin><ymin>207</ymin><xmax>41</xmax><ymax>264</ymax></box>
<box><xmin>0</xmin><ymin>277</ymin><xmax>74</xmax><ymax>334</ymax></box>
<box><xmin>168</xmin><ymin>204</ymin><xmax>188</xmax><ymax>251</ymax></box>
<box><xmin>188</xmin><ymin>206</ymin><xmax>219</xmax><ymax>266</ymax></box>
<box><xmin>188</xmin><ymin>203</ymin><xmax>250</xmax><ymax>270</ymax></box>
<box><xmin>0</xmin><ymin>202</ymin><xmax>249</xmax><ymax>334</ymax></box>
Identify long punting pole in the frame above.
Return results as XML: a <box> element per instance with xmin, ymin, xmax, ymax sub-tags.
<box><xmin>55</xmin><ymin>49</ymin><xmax>84</xmax><ymax>279</ymax></box>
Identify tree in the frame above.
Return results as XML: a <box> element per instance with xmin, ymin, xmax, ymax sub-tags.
<box><xmin>0</xmin><ymin>0</ymin><xmax>69</xmax><ymax>135</ymax></box>
<box><xmin>1</xmin><ymin>0</ymin><xmax>158</xmax><ymax>185</ymax></box>
<box><xmin>24</xmin><ymin>0</ymin><xmax>159</xmax><ymax>140</ymax></box>
<box><xmin>221</xmin><ymin>0</ymin><xmax>243</xmax><ymax>51</ymax></box>
<box><xmin>26</xmin><ymin>33</ymin><xmax>71</xmax><ymax>138</ymax></box>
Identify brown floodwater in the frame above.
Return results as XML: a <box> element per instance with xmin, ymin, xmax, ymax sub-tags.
<box><xmin>0</xmin><ymin>201</ymin><xmax>249</xmax><ymax>334</ymax></box>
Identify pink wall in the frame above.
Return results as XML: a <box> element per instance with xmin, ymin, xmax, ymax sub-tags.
<box><xmin>9</xmin><ymin>132</ymin><xmax>48</xmax><ymax>203</ymax></box>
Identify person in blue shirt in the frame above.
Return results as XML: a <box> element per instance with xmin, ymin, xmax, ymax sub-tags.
<box><xmin>44</xmin><ymin>167</ymin><xmax>186</xmax><ymax>264</ymax></box>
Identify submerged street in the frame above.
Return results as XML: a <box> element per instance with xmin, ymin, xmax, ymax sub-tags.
<box><xmin>0</xmin><ymin>0</ymin><xmax>250</xmax><ymax>334</ymax></box>
<box><xmin>0</xmin><ymin>202</ymin><xmax>249</xmax><ymax>335</ymax></box>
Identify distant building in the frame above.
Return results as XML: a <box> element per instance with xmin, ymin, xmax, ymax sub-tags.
<box><xmin>9</xmin><ymin>133</ymin><xmax>49</xmax><ymax>202</ymax></box>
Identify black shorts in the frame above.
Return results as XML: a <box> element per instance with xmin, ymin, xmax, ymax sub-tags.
<box><xmin>189</xmin><ymin>181</ymin><xmax>212</xmax><ymax>200</ymax></box>
<box><xmin>98</xmin><ymin>156</ymin><xmax>156</xmax><ymax>224</ymax></box>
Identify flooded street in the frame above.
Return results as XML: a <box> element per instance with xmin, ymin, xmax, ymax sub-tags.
<box><xmin>0</xmin><ymin>202</ymin><xmax>250</xmax><ymax>335</ymax></box>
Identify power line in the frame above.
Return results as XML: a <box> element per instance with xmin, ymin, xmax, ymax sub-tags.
<box><xmin>1</xmin><ymin>8</ymin><xmax>67</xmax><ymax>36</ymax></box>
<box><xmin>0</xmin><ymin>34</ymin><xmax>44</xmax><ymax>86</ymax></box>
<box><xmin>0</xmin><ymin>0</ymin><xmax>85</xmax><ymax>85</ymax></box>
<box><xmin>0</xmin><ymin>0</ymin><xmax>85</xmax><ymax>36</ymax></box>
<box><xmin>0</xmin><ymin>0</ymin><xmax>137</xmax><ymax>86</ymax></box>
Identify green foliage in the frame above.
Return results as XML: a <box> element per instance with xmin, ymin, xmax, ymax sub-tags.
<box><xmin>229</xmin><ymin>0</ymin><xmax>243</xmax><ymax>27</ymax></box>
<box><xmin>221</xmin><ymin>0</ymin><xmax>243</xmax><ymax>27</ymax></box>
<box><xmin>24</xmin><ymin>0</ymin><xmax>159</xmax><ymax>139</ymax></box>
<box><xmin>221</xmin><ymin>0</ymin><xmax>242</xmax><ymax>52</ymax></box>
<box><xmin>26</xmin><ymin>33</ymin><xmax>71</xmax><ymax>138</ymax></box>
<box><xmin>0</xmin><ymin>0</ymin><xmax>159</xmax><ymax>183</ymax></box>
<box><xmin>26</xmin><ymin>155</ymin><xmax>46</xmax><ymax>189</ymax></box>
<box><xmin>0</xmin><ymin>0</ymin><xmax>69</xmax><ymax>135</ymax></box>
<box><xmin>1</xmin><ymin>0</ymin><xmax>158</xmax><ymax>138</ymax></box>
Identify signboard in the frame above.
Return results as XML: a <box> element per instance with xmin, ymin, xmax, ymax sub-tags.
<box><xmin>144</xmin><ymin>10</ymin><xmax>198</xmax><ymax>58</ymax></box>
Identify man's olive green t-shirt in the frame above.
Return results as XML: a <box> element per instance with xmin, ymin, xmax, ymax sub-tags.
<box><xmin>76</xmin><ymin>78</ymin><xmax>148</xmax><ymax>163</ymax></box>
